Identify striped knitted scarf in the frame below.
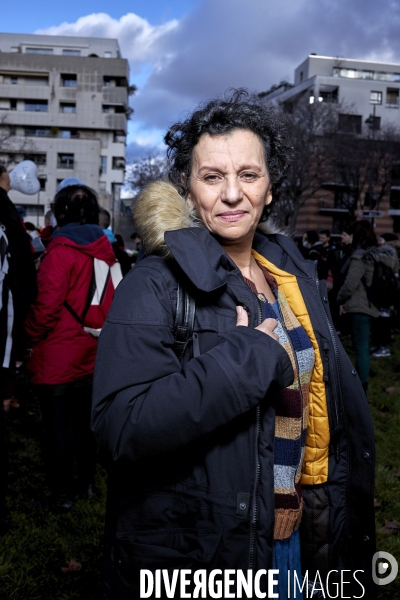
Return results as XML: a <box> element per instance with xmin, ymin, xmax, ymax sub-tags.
<box><xmin>244</xmin><ymin>265</ymin><xmax>315</xmax><ymax>540</ymax></box>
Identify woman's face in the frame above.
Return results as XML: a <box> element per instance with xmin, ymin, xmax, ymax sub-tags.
<box><xmin>187</xmin><ymin>130</ymin><xmax>272</xmax><ymax>246</ymax></box>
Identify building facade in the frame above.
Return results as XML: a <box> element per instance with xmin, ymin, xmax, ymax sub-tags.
<box><xmin>262</xmin><ymin>55</ymin><xmax>400</xmax><ymax>236</ymax></box>
<box><xmin>0</xmin><ymin>32</ymin><xmax>130</xmax><ymax>227</ymax></box>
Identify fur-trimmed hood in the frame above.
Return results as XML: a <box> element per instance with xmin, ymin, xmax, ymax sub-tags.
<box><xmin>358</xmin><ymin>243</ymin><xmax>399</xmax><ymax>272</ymax></box>
<box><xmin>133</xmin><ymin>180</ymin><xmax>284</xmax><ymax>258</ymax></box>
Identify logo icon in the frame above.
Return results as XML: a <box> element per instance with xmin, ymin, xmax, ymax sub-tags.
<box><xmin>372</xmin><ymin>551</ymin><xmax>398</xmax><ymax>585</ymax></box>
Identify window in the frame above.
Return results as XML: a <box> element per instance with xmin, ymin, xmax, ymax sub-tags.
<box><xmin>58</xmin><ymin>153</ymin><xmax>74</xmax><ymax>169</ymax></box>
<box><xmin>112</xmin><ymin>157</ymin><xmax>125</xmax><ymax>170</ymax></box>
<box><xmin>391</xmin><ymin>163</ymin><xmax>400</xmax><ymax>183</ymax></box>
<box><xmin>24</xmin><ymin>100</ymin><xmax>48</xmax><ymax>112</ymax></box>
<box><xmin>103</xmin><ymin>76</ymin><xmax>127</xmax><ymax>87</ymax></box>
<box><xmin>100</xmin><ymin>156</ymin><xmax>107</xmax><ymax>174</ymax></box>
<box><xmin>387</xmin><ymin>88</ymin><xmax>399</xmax><ymax>107</ymax></box>
<box><xmin>62</xmin><ymin>49</ymin><xmax>81</xmax><ymax>56</ymax></box>
<box><xmin>362</xmin><ymin>70</ymin><xmax>374</xmax><ymax>80</ymax></box>
<box><xmin>104</xmin><ymin>51</ymin><xmax>112</xmax><ymax>58</ymax></box>
<box><xmin>11</xmin><ymin>76</ymin><xmax>18</xmax><ymax>85</ymax></box>
<box><xmin>364</xmin><ymin>191</ymin><xmax>377</xmax><ymax>209</ymax></box>
<box><xmin>103</xmin><ymin>104</ymin><xmax>125</xmax><ymax>114</ymax></box>
<box><xmin>39</xmin><ymin>178</ymin><xmax>46</xmax><ymax>191</ymax></box>
<box><xmin>1</xmin><ymin>99</ymin><xmax>17</xmax><ymax>111</ymax></box>
<box><xmin>24</xmin><ymin>153</ymin><xmax>46</xmax><ymax>166</ymax></box>
<box><xmin>333</xmin><ymin>68</ymin><xmax>400</xmax><ymax>82</ymax></box>
<box><xmin>335</xmin><ymin>189</ymin><xmax>357</xmax><ymax>210</ymax></box>
<box><xmin>25</xmin><ymin>47</ymin><xmax>53</xmax><ymax>55</ymax></box>
<box><xmin>113</xmin><ymin>131</ymin><xmax>126</xmax><ymax>143</ymax></box>
<box><xmin>24</xmin><ymin>127</ymin><xmax>50</xmax><ymax>137</ymax></box>
<box><xmin>319</xmin><ymin>89</ymin><xmax>338</xmax><ymax>103</ymax></box>
<box><xmin>60</xmin><ymin>102</ymin><xmax>76</xmax><ymax>114</ymax></box>
<box><xmin>16</xmin><ymin>204</ymin><xmax>44</xmax><ymax>216</ymax></box>
<box><xmin>338</xmin><ymin>114</ymin><xmax>362</xmax><ymax>134</ymax></box>
<box><xmin>368</xmin><ymin>116</ymin><xmax>381</xmax><ymax>130</ymax></box>
<box><xmin>61</xmin><ymin>74</ymin><xmax>77</xmax><ymax>88</ymax></box>
<box><xmin>390</xmin><ymin>188</ymin><xmax>400</xmax><ymax>210</ymax></box>
<box><xmin>60</xmin><ymin>130</ymin><xmax>71</xmax><ymax>139</ymax></box>
<box><xmin>370</xmin><ymin>91</ymin><xmax>382</xmax><ymax>105</ymax></box>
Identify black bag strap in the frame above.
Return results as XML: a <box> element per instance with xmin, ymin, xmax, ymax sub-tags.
<box><xmin>63</xmin><ymin>259</ymin><xmax>97</xmax><ymax>325</ymax></box>
<box><xmin>173</xmin><ymin>281</ymin><xmax>197</xmax><ymax>361</ymax></box>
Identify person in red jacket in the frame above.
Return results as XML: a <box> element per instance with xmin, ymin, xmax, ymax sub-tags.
<box><xmin>25</xmin><ymin>185</ymin><xmax>116</xmax><ymax>510</ymax></box>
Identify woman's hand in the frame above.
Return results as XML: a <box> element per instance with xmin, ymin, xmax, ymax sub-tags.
<box><xmin>236</xmin><ymin>306</ymin><xmax>279</xmax><ymax>341</ymax></box>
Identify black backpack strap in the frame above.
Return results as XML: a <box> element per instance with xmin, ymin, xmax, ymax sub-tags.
<box><xmin>173</xmin><ymin>281</ymin><xmax>197</xmax><ymax>361</ymax></box>
<box><xmin>63</xmin><ymin>259</ymin><xmax>97</xmax><ymax>325</ymax></box>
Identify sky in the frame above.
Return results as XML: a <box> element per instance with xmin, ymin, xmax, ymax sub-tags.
<box><xmin>2</xmin><ymin>0</ymin><xmax>400</xmax><ymax>161</ymax></box>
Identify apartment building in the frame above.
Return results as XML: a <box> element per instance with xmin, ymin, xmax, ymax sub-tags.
<box><xmin>0</xmin><ymin>32</ymin><xmax>130</xmax><ymax>226</ymax></box>
<box><xmin>262</xmin><ymin>54</ymin><xmax>400</xmax><ymax>235</ymax></box>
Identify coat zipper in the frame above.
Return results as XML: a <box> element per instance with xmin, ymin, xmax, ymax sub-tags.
<box><xmin>249</xmin><ymin>298</ymin><xmax>264</xmax><ymax>568</ymax></box>
<box><xmin>314</xmin><ymin>269</ymin><xmax>351</xmax><ymax>536</ymax></box>
<box><xmin>315</xmin><ymin>273</ymin><xmax>344</xmax><ymax>459</ymax></box>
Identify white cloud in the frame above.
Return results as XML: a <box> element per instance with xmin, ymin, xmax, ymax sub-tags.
<box><xmin>36</xmin><ymin>0</ymin><xmax>400</xmax><ymax>158</ymax></box>
<box><xmin>36</xmin><ymin>12</ymin><xmax>178</xmax><ymax>73</ymax></box>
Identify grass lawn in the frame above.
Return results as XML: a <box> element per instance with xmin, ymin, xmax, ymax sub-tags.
<box><xmin>0</xmin><ymin>335</ymin><xmax>399</xmax><ymax>600</ymax></box>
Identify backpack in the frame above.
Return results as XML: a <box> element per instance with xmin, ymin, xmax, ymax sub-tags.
<box><xmin>64</xmin><ymin>258</ymin><xmax>123</xmax><ymax>337</ymax></box>
<box><xmin>364</xmin><ymin>259</ymin><xmax>399</xmax><ymax>310</ymax></box>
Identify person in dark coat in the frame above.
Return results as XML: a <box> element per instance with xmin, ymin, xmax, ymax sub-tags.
<box><xmin>92</xmin><ymin>91</ymin><xmax>376</xmax><ymax>599</ymax></box>
<box><xmin>337</xmin><ymin>221</ymin><xmax>398</xmax><ymax>387</ymax></box>
<box><xmin>0</xmin><ymin>165</ymin><xmax>37</xmax><ymax>406</ymax></box>
<box><xmin>0</xmin><ymin>219</ymin><xmax>11</xmax><ymax>532</ymax></box>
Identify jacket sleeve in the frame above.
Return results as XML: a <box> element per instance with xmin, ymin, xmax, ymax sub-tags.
<box><xmin>91</xmin><ymin>263</ymin><xmax>294</xmax><ymax>462</ymax></box>
<box><xmin>336</xmin><ymin>258</ymin><xmax>365</xmax><ymax>305</ymax></box>
<box><xmin>25</xmin><ymin>246</ymin><xmax>71</xmax><ymax>345</ymax></box>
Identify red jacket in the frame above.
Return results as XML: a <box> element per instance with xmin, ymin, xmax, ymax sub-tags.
<box><xmin>25</xmin><ymin>223</ymin><xmax>116</xmax><ymax>385</ymax></box>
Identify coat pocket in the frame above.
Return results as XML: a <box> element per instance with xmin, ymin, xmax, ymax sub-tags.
<box><xmin>114</xmin><ymin>528</ymin><xmax>222</xmax><ymax>593</ymax></box>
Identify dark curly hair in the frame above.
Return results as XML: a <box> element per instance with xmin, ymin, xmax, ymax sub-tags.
<box><xmin>53</xmin><ymin>185</ymin><xmax>99</xmax><ymax>227</ymax></box>
<box><xmin>164</xmin><ymin>89</ymin><xmax>295</xmax><ymax>220</ymax></box>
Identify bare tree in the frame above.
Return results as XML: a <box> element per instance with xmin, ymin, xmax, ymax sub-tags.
<box><xmin>0</xmin><ymin>113</ymin><xmax>36</xmax><ymax>166</ymax></box>
<box><xmin>126</xmin><ymin>153</ymin><xmax>167</xmax><ymax>195</ymax></box>
<box><xmin>271</xmin><ymin>96</ymin><xmax>400</xmax><ymax>232</ymax></box>
<box><xmin>324</xmin><ymin>123</ymin><xmax>400</xmax><ymax>217</ymax></box>
<box><xmin>273</xmin><ymin>96</ymin><xmax>341</xmax><ymax>232</ymax></box>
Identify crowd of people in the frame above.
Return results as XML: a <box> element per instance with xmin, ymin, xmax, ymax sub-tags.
<box><xmin>299</xmin><ymin>224</ymin><xmax>399</xmax><ymax>392</ymax></box>
<box><xmin>0</xmin><ymin>171</ymin><xmax>140</xmax><ymax>519</ymax></box>
<box><xmin>0</xmin><ymin>90</ymin><xmax>399</xmax><ymax>598</ymax></box>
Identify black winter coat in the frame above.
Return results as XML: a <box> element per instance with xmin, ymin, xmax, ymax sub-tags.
<box><xmin>92</xmin><ymin>188</ymin><xmax>376</xmax><ymax>599</ymax></box>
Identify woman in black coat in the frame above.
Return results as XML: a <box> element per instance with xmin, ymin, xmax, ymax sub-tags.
<box><xmin>92</xmin><ymin>91</ymin><xmax>376</xmax><ymax>599</ymax></box>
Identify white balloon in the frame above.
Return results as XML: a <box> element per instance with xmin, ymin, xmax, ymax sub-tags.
<box><xmin>9</xmin><ymin>160</ymin><xmax>41</xmax><ymax>195</ymax></box>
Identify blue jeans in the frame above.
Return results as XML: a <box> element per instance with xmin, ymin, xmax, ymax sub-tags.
<box><xmin>350</xmin><ymin>313</ymin><xmax>371</xmax><ymax>384</ymax></box>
